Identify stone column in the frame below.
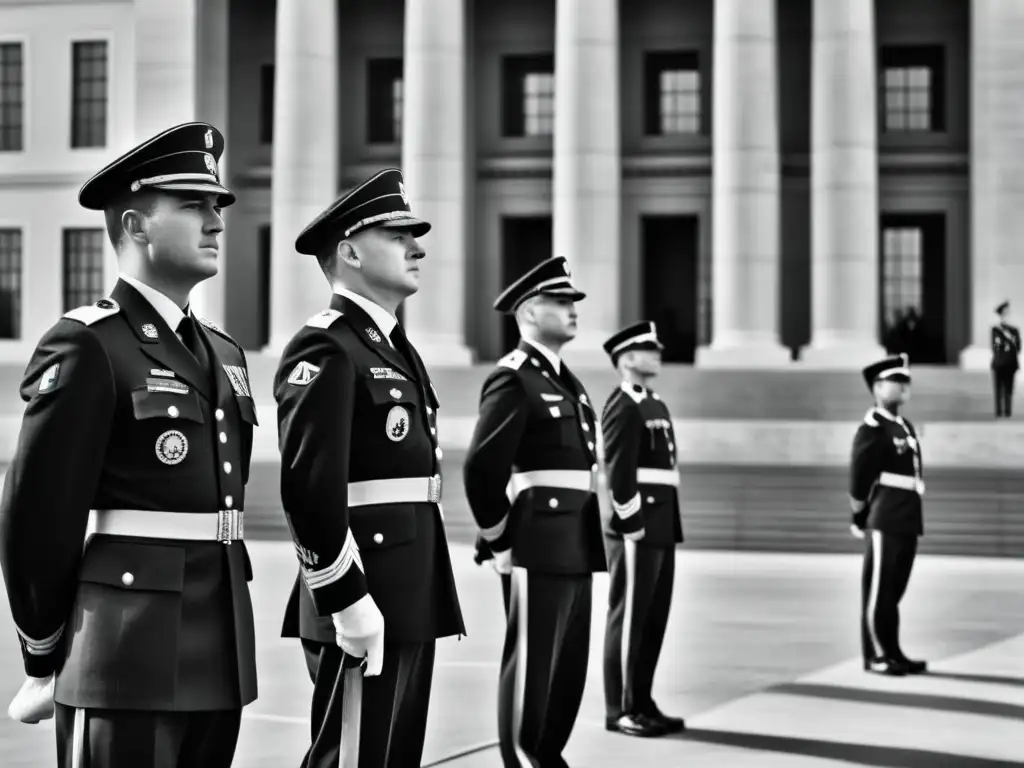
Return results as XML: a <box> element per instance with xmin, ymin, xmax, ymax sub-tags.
<box><xmin>696</xmin><ymin>0</ymin><xmax>790</xmax><ymax>367</ymax></box>
<box><xmin>265</xmin><ymin>0</ymin><xmax>339</xmax><ymax>351</ymax></box>
<box><xmin>553</xmin><ymin>0</ymin><xmax>621</xmax><ymax>367</ymax></box>
<box><xmin>960</xmin><ymin>0</ymin><xmax>1024</xmax><ymax>369</ymax></box>
<box><xmin>801</xmin><ymin>0</ymin><xmax>885</xmax><ymax>367</ymax></box>
<box><xmin>401</xmin><ymin>0</ymin><xmax>474</xmax><ymax>365</ymax></box>
<box><xmin>133</xmin><ymin>0</ymin><xmax>230</xmax><ymax>327</ymax></box>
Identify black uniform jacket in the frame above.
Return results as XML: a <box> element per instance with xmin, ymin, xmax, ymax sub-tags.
<box><xmin>849</xmin><ymin>406</ymin><xmax>924</xmax><ymax>536</ymax></box>
<box><xmin>991</xmin><ymin>324</ymin><xmax>1021</xmax><ymax>371</ymax></box>
<box><xmin>0</xmin><ymin>279</ymin><xmax>258</xmax><ymax>711</ymax></box>
<box><xmin>601</xmin><ymin>383</ymin><xmax>683</xmax><ymax>548</ymax></box>
<box><xmin>275</xmin><ymin>293</ymin><xmax>464</xmax><ymax>646</ymax></box>
<box><xmin>464</xmin><ymin>341</ymin><xmax>607</xmax><ymax>575</ymax></box>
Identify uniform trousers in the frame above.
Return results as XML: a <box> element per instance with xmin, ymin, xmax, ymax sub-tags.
<box><xmin>993</xmin><ymin>367</ymin><xmax>1016</xmax><ymax>417</ymax></box>
<box><xmin>602</xmin><ymin>537</ymin><xmax>675</xmax><ymax>720</ymax></box>
<box><xmin>299</xmin><ymin>639</ymin><xmax>435</xmax><ymax>768</ymax></box>
<box><xmin>55</xmin><ymin>703</ymin><xmax>241</xmax><ymax>768</ymax></box>
<box><xmin>499</xmin><ymin>568</ymin><xmax>592</xmax><ymax>768</ymax></box>
<box><xmin>861</xmin><ymin>530</ymin><xmax>918</xmax><ymax>662</ymax></box>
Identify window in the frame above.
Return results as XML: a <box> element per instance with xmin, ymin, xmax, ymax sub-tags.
<box><xmin>259</xmin><ymin>64</ymin><xmax>274</xmax><ymax>144</ymax></box>
<box><xmin>63</xmin><ymin>229</ymin><xmax>105</xmax><ymax>311</ymax></box>
<box><xmin>0</xmin><ymin>229</ymin><xmax>22</xmax><ymax>338</ymax></box>
<box><xmin>644</xmin><ymin>51</ymin><xmax>702</xmax><ymax>136</ymax></box>
<box><xmin>880</xmin><ymin>46</ymin><xmax>945</xmax><ymax>133</ymax></box>
<box><xmin>0</xmin><ymin>42</ymin><xmax>24</xmax><ymax>151</ymax></box>
<box><xmin>367</xmin><ymin>58</ymin><xmax>403</xmax><ymax>144</ymax></box>
<box><xmin>881</xmin><ymin>226</ymin><xmax>923</xmax><ymax>330</ymax></box>
<box><xmin>502</xmin><ymin>54</ymin><xmax>555</xmax><ymax>137</ymax></box>
<box><xmin>71</xmin><ymin>41</ymin><xmax>108</xmax><ymax>148</ymax></box>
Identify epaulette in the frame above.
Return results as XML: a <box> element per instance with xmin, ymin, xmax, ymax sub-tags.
<box><xmin>863</xmin><ymin>408</ymin><xmax>880</xmax><ymax>427</ymax></box>
<box><xmin>63</xmin><ymin>298</ymin><xmax>120</xmax><ymax>326</ymax></box>
<box><xmin>306</xmin><ymin>309</ymin><xmax>343</xmax><ymax>329</ymax></box>
<box><xmin>498</xmin><ymin>349</ymin><xmax>527</xmax><ymax>370</ymax></box>
<box><xmin>197</xmin><ymin>315</ymin><xmax>235</xmax><ymax>343</ymax></box>
<box><xmin>620</xmin><ymin>381</ymin><xmax>647</xmax><ymax>404</ymax></box>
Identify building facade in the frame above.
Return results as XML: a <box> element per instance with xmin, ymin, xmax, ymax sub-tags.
<box><xmin>0</xmin><ymin>0</ymin><xmax>1022</xmax><ymax>368</ymax></box>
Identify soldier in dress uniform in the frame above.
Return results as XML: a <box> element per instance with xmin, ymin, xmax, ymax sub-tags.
<box><xmin>0</xmin><ymin>123</ymin><xmax>258</xmax><ymax>766</ymax></box>
<box><xmin>463</xmin><ymin>256</ymin><xmax>606</xmax><ymax>768</ymax></box>
<box><xmin>991</xmin><ymin>301</ymin><xmax>1020</xmax><ymax>418</ymax></box>
<box><xmin>599</xmin><ymin>322</ymin><xmax>685</xmax><ymax>738</ymax></box>
<box><xmin>274</xmin><ymin>168</ymin><xmax>464</xmax><ymax>768</ymax></box>
<box><xmin>849</xmin><ymin>353</ymin><xmax>928</xmax><ymax>677</ymax></box>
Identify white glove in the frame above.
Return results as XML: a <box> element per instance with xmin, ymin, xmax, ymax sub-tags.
<box><xmin>491</xmin><ymin>548</ymin><xmax>513</xmax><ymax>576</ymax></box>
<box><xmin>331</xmin><ymin>594</ymin><xmax>385</xmax><ymax>677</ymax></box>
<box><xmin>8</xmin><ymin>674</ymin><xmax>54</xmax><ymax>724</ymax></box>
<box><xmin>849</xmin><ymin>524</ymin><xmax>865</xmax><ymax>540</ymax></box>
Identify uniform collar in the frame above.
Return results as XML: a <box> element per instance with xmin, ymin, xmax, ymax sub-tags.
<box><xmin>333</xmin><ymin>286</ymin><xmax>397</xmax><ymax>344</ymax></box>
<box><xmin>119</xmin><ymin>273</ymin><xmax>187</xmax><ymax>332</ymax></box>
<box><xmin>522</xmin><ymin>337</ymin><xmax>561</xmax><ymax>374</ymax></box>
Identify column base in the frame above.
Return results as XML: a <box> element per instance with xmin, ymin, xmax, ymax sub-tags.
<box><xmin>798</xmin><ymin>337</ymin><xmax>887</xmax><ymax>369</ymax></box>
<box><xmin>406</xmin><ymin>333</ymin><xmax>476</xmax><ymax>367</ymax></box>
<box><xmin>959</xmin><ymin>345</ymin><xmax>994</xmax><ymax>371</ymax></box>
<box><xmin>695</xmin><ymin>335</ymin><xmax>793</xmax><ymax>368</ymax></box>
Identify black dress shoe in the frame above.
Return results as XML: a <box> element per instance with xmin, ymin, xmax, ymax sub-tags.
<box><xmin>864</xmin><ymin>657</ymin><xmax>909</xmax><ymax>676</ymax></box>
<box><xmin>644</xmin><ymin>706</ymin><xmax>685</xmax><ymax>734</ymax></box>
<box><xmin>605</xmin><ymin>714</ymin><xmax>666</xmax><ymax>737</ymax></box>
<box><xmin>897</xmin><ymin>657</ymin><xmax>928</xmax><ymax>674</ymax></box>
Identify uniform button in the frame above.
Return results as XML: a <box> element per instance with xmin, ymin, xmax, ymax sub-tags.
<box><xmin>167</xmin><ymin>405</ymin><xmax>179</xmax><ymax>418</ymax></box>
<box><xmin>646</xmin><ymin>496</ymin><xmax>655</xmax><ymax>504</ymax></box>
<box><xmin>435</xmin><ymin>447</ymin><xmax>443</xmax><ymax>460</ymax></box>
<box><xmin>373</xmin><ymin>533</ymin><xmax>384</xmax><ymax>544</ymax></box>
<box><xmin>215</xmin><ymin>409</ymin><xmax>225</xmax><ymax>421</ymax></box>
<box><xmin>548</xmin><ymin>498</ymin><xmax>559</xmax><ymax>509</ymax></box>
<box><xmin>121</xmin><ymin>572</ymin><xmax>135</xmax><ymax>586</ymax></box>
<box><xmin>588</xmin><ymin>441</ymin><xmax>594</xmax><ymax>450</ymax></box>
<box><xmin>225</xmin><ymin>495</ymin><xmax>234</xmax><ymax>508</ymax></box>
<box><xmin>219</xmin><ymin>432</ymin><xmax>227</xmax><ymax>444</ymax></box>
<box><xmin>427</xmin><ymin>406</ymin><xmax>433</xmax><ymax>415</ymax></box>
<box><xmin>223</xmin><ymin>462</ymin><xmax>232</xmax><ymax>474</ymax></box>
<box><xmin>430</xmin><ymin>427</ymin><xmax>437</xmax><ymax>435</ymax></box>
<box><xmin>582</xmin><ymin>423</ymin><xmax>590</xmax><ymax>432</ymax></box>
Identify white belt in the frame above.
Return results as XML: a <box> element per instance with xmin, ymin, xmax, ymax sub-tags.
<box><xmin>507</xmin><ymin>469</ymin><xmax>596</xmax><ymax>503</ymax></box>
<box><xmin>637</xmin><ymin>468</ymin><xmax>680</xmax><ymax>487</ymax></box>
<box><xmin>347</xmin><ymin>475</ymin><xmax>442</xmax><ymax>507</ymax></box>
<box><xmin>878</xmin><ymin>472</ymin><xmax>925</xmax><ymax>495</ymax></box>
<box><xmin>89</xmin><ymin>509</ymin><xmax>243</xmax><ymax>543</ymax></box>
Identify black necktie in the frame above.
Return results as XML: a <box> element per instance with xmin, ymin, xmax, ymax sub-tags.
<box><xmin>390</xmin><ymin>323</ymin><xmax>419</xmax><ymax>376</ymax></box>
<box><xmin>558</xmin><ymin>365</ymin><xmax>577</xmax><ymax>396</ymax></box>
<box><xmin>177</xmin><ymin>315</ymin><xmax>202</xmax><ymax>364</ymax></box>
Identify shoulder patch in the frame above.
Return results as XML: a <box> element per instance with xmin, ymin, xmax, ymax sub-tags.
<box><xmin>498</xmin><ymin>349</ymin><xmax>527</xmax><ymax>370</ymax></box>
<box><xmin>287</xmin><ymin>361</ymin><xmax>321</xmax><ymax>386</ymax></box>
<box><xmin>306</xmin><ymin>309</ymin><xmax>343</xmax><ymax>329</ymax></box>
<box><xmin>863</xmin><ymin>408</ymin><xmax>880</xmax><ymax>427</ymax></box>
<box><xmin>197</xmin><ymin>315</ymin><xmax>234</xmax><ymax>342</ymax></box>
<box><xmin>63</xmin><ymin>299</ymin><xmax>120</xmax><ymax>327</ymax></box>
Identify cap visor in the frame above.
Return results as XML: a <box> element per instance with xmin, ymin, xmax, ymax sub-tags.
<box><xmin>151</xmin><ymin>182</ymin><xmax>236</xmax><ymax>206</ymax></box>
<box><xmin>377</xmin><ymin>217</ymin><xmax>431</xmax><ymax>237</ymax></box>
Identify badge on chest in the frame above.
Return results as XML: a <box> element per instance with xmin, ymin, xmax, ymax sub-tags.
<box><xmin>386</xmin><ymin>406</ymin><xmax>409</xmax><ymax>441</ymax></box>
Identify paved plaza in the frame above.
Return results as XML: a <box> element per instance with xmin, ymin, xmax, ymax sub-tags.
<box><xmin>1</xmin><ymin>542</ymin><xmax>1022</xmax><ymax>767</ymax></box>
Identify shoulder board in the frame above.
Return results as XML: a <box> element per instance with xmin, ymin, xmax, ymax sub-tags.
<box><xmin>498</xmin><ymin>349</ymin><xmax>527</xmax><ymax>370</ymax></box>
<box><xmin>863</xmin><ymin>408</ymin><xmax>880</xmax><ymax>427</ymax></box>
<box><xmin>196</xmin><ymin>315</ymin><xmax>235</xmax><ymax>342</ymax></box>
<box><xmin>306</xmin><ymin>309</ymin><xmax>343</xmax><ymax>329</ymax></box>
<box><xmin>63</xmin><ymin>298</ymin><xmax>120</xmax><ymax>327</ymax></box>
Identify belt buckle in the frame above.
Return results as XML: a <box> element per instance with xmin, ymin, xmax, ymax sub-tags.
<box><xmin>427</xmin><ymin>474</ymin><xmax>442</xmax><ymax>504</ymax></box>
<box><xmin>217</xmin><ymin>509</ymin><xmax>243</xmax><ymax>544</ymax></box>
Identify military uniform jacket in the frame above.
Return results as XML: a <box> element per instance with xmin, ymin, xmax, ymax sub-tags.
<box><xmin>849</xmin><ymin>407</ymin><xmax>924</xmax><ymax>536</ymax></box>
<box><xmin>601</xmin><ymin>383</ymin><xmax>683</xmax><ymax>548</ymax></box>
<box><xmin>275</xmin><ymin>294</ymin><xmax>464</xmax><ymax>646</ymax></box>
<box><xmin>0</xmin><ymin>279</ymin><xmax>258</xmax><ymax>711</ymax></box>
<box><xmin>991</xmin><ymin>324</ymin><xmax>1020</xmax><ymax>370</ymax></box>
<box><xmin>463</xmin><ymin>341</ymin><xmax>607</xmax><ymax>575</ymax></box>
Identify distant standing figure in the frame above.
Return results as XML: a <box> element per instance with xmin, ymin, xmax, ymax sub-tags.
<box><xmin>991</xmin><ymin>301</ymin><xmax>1020</xmax><ymax>418</ymax></box>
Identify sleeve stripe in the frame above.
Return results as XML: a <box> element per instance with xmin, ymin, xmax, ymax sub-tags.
<box><xmin>17</xmin><ymin>624</ymin><xmax>64</xmax><ymax>655</ymax></box>
<box><xmin>612</xmin><ymin>492</ymin><xmax>641</xmax><ymax>519</ymax></box>
<box><xmin>480</xmin><ymin>514</ymin><xmax>509</xmax><ymax>542</ymax></box>
<box><xmin>302</xmin><ymin>529</ymin><xmax>364</xmax><ymax>590</ymax></box>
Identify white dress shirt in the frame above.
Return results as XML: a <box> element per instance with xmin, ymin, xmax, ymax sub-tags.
<box><xmin>333</xmin><ymin>286</ymin><xmax>398</xmax><ymax>347</ymax></box>
<box><xmin>522</xmin><ymin>337</ymin><xmax>562</xmax><ymax>374</ymax></box>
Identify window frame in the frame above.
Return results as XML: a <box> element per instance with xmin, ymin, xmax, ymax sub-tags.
<box><xmin>62</xmin><ymin>228</ymin><xmax>106</xmax><ymax>312</ymax></box>
<box><xmin>0</xmin><ymin>226</ymin><xmax>24</xmax><ymax>339</ymax></box>
<box><xmin>366</xmin><ymin>57</ymin><xmax>404</xmax><ymax>145</ymax></box>
<box><xmin>0</xmin><ymin>38</ymin><xmax>26</xmax><ymax>153</ymax></box>
<box><xmin>70</xmin><ymin>38</ymin><xmax>110</xmax><ymax>150</ymax></box>
<box><xmin>501</xmin><ymin>53</ymin><xmax>556</xmax><ymax>139</ymax></box>
<box><xmin>644</xmin><ymin>50</ymin><xmax>703</xmax><ymax>137</ymax></box>
<box><xmin>879</xmin><ymin>44</ymin><xmax>946</xmax><ymax>135</ymax></box>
